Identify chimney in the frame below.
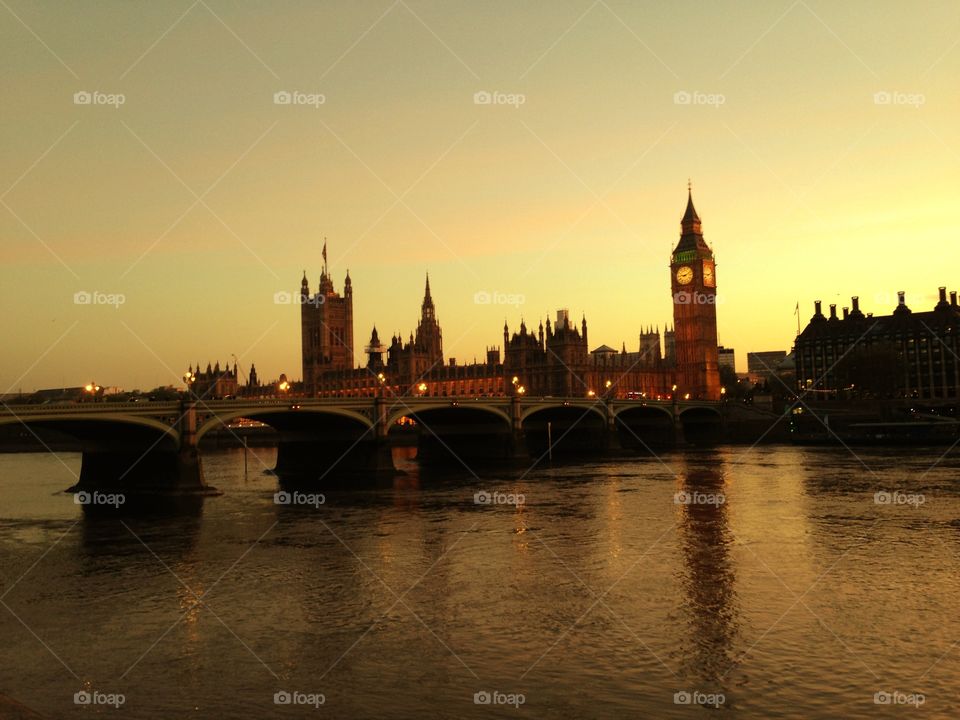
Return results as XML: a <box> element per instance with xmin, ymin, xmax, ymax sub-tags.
<box><xmin>936</xmin><ymin>286</ymin><xmax>950</xmax><ymax>310</ymax></box>
<box><xmin>951</xmin><ymin>291</ymin><xmax>958</xmax><ymax>307</ymax></box>
<box><xmin>842</xmin><ymin>307</ymin><xmax>849</xmax><ymax>320</ymax></box>
<box><xmin>829</xmin><ymin>304</ymin><xmax>837</xmax><ymax>320</ymax></box>
<box><xmin>852</xmin><ymin>296</ymin><xmax>860</xmax><ymax>313</ymax></box>
<box><xmin>814</xmin><ymin>300</ymin><xmax>822</xmax><ymax>315</ymax></box>
<box><xmin>898</xmin><ymin>291</ymin><xmax>906</xmax><ymax>307</ymax></box>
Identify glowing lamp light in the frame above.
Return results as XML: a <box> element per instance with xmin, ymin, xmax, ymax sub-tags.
<box><xmin>517</xmin><ymin>385</ymin><xmax>526</xmax><ymax>395</ymax></box>
<box><xmin>604</xmin><ymin>380</ymin><xmax>612</xmax><ymax>389</ymax></box>
<box><xmin>418</xmin><ymin>382</ymin><xmax>427</xmax><ymax>393</ymax></box>
<box><xmin>683</xmin><ymin>393</ymin><xmax>691</xmax><ymax>400</ymax></box>
<box><xmin>587</xmin><ymin>390</ymin><xmax>596</xmax><ymax>397</ymax></box>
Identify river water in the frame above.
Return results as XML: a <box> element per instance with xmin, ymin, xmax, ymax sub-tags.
<box><xmin>0</xmin><ymin>444</ymin><xmax>958</xmax><ymax>718</ymax></box>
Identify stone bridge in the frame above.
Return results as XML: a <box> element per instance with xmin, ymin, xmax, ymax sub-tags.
<box><xmin>0</xmin><ymin>396</ymin><xmax>723</xmax><ymax>495</ymax></box>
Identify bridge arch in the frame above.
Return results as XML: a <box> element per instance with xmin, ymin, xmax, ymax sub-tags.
<box><xmin>386</xmin><ymin>402</ymin><xmax>512</xmax><ymax>429</ymax></box>
<box><xmin>196</xmin><ymin>406</ymin><xmax>374</xmax><ymax>441</ymax></box>
<box><xmin>0</xmin><ymin>412</ymin><xmax>180</xmax><ymax>448</ymax></box>
<box><xmin>520</xmin><ymin>401</ymin><xmax>607</xmax><ymax>425</ymax></box>
<box><xmin>678</xmin><ymin>406</ymin><xmax>724</xmax><ymax>446</ymax></box>
<box><xmin>612</xmin><ymin>404</ymin><xmax>675</xmax><ymax>449</ymax></box>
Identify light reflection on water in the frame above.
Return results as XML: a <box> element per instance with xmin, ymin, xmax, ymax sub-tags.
<box><xmin>0</xmin><ymin>445</ymin><xmax>959</xmax><ymax>718</ymax></box>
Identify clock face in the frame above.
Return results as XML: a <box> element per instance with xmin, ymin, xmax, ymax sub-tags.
<box><xmin>675</xmin><ymin>266</ymin><xmax>694</xmax><ymax>285</ymax></box>
<box><xmin>702</xmin><ymin>262</ymin><xmax>715</xmax><ymax>287</ymax></box>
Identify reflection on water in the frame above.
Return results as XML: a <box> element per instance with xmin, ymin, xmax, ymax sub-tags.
<box><xmin>676</xmin><ymin>455</ymin><xmax>739</xmax><ymax>685</ymax></box>
<box><xmin>1</xmin><ymin>445</ymin><xmax>960</xmax><ymax>718</ymax></box>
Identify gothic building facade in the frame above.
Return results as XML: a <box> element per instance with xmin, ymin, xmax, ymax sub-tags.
<box><xmin>300</xmin><ymin>247</ymin><xmax>354</xmax><ymax>394</ymax></box>
<box><xmin>301</xmin><ymin>190</ymin><xmax>722</xmax><ymax>400</ymax></box>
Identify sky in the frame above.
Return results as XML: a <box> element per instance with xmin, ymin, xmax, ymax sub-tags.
<box><xmin>1</xmin><ymin>0</ymin><xmax>958</xmax><ymax>391</ymax></box>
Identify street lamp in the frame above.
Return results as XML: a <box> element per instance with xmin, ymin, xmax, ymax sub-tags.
<box><xmin>517</xmin><ymin>385</ymin><xmax>526</xmax><ymax>395</ymax></box>
<box><xmin>83</xmin><ymin>382</ymin><xmax>100</xmax><ymax>402</ymax></box>
<box><xmin>278</xmin><ymin>373</ymin><xmax>290</xmax><ymax>395</ymax></box>
<box><xmin>417</xmin><ymin>382</ymin><xmax>427</xmax><ymax>396</ymax></box>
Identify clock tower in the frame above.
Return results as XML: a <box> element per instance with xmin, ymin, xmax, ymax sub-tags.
<box><xmin>670</xmin><ymin>185</ymin><xmax>721</xmax><ymax>400</ymax></box>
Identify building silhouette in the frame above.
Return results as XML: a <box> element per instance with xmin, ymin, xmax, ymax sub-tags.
<box><xmin>300</xmin><ymin>242</ymin><xmax>353</xmax><ymax>393</ymax></box>
<box><xmin>795</xmin><ymin>289</ymin><xmax>960</xmax><ymax>399</ymax></box>
<box><xmin>301</xmin><ymin>190</ymin><xmax>722</xmax><ymax>400</ymax></box>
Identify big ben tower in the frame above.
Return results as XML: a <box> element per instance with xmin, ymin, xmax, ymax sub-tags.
<box><xmin>670</xmin><ymin>184</ymin><xmax>721</xmax><ymax>400</ymax></box>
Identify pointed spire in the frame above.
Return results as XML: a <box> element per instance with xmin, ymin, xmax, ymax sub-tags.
<box><xmin>424</xmin><ymin>272</ymin><xmax>432</xmax><ymax>300</ymax></box>
<box><xmin>682</xmin><ymin>182</ymin><xmax>701</xmax><ymax>228</ymax></box>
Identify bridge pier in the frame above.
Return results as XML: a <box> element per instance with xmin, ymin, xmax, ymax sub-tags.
<box><xmin>69</xmin><ymin>400</ymin><xmax>218</xmax><ymax>500</ymax></box>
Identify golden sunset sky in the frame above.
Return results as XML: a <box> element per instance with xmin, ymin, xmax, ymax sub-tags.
<box><xmin>1</xmin><ymin>1</ymin><xmax>958</xmax><ymax>390</ymax></box>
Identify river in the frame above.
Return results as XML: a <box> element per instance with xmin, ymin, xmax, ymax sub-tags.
<box><xmin>0</xmin><ymin>444</ymin><xmax>957</xmax><ymax>718</ymax></box>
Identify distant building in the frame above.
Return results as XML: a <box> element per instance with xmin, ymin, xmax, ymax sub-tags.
<box><xmin>300</xmin><ymin>190</ymin><xmax>722</xmax><ymax>400</ymax></box>
<box><xmin>301</xmin><ymin>243</ymin><xmax>354</xmax><ymax>395</ymax></box>
<box><xmin>190</xmin><ymin>361</ymin><xmax>239</xmax><ymax>399</ymax></box>
<box><xmin>717</xmin><ymin>346</ymin><xmax>736</xmax><ymax>373</ymax></box>
<box><xmin>794</xmin><ymin>289</ymin><xmax>960</xmax><ymax>400</ymax></box>
<box><xmin>747</xmin><ymin>351</ymin><xmax>787</xmax><ymax>384</ymax></box>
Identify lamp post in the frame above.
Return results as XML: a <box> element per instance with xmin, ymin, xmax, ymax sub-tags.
<box><xmin>417</xmin><ymin>382</ymin><xmax>427</xmax><ymax>397</ymax></box>
<box><xmin>182</xmin><ymin>371</ymin><xmax>196</xmax><ymax>400</ymax></box>
<box><xmin>83</xmin><ymin>382</ymin><xmax>101</xmax><ymax>403</ymax></box>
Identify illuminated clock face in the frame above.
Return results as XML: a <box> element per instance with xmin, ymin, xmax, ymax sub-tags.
<box><xmin>702</xmin><ymin>262</ymin><xmax>715</xmax><ymax>287</ymax></box>
<box><xmin>675</xmin><ymin>266</ymin><xmax>694</xmax><ymax>285</ymax></box>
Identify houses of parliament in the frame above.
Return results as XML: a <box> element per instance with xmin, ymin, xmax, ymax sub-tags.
<box><xmin>300</xmin><ymin>189</ymin><xmax>722</xmax><ymax>401</ymax></box>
